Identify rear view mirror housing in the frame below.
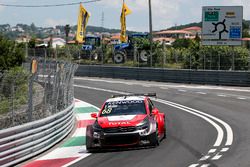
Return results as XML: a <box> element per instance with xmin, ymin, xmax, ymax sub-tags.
<box><xmin>91</xmin><ymin>113</ymin><xmax>97</xmax><ymax>119</ymax></box>
<box><xmin>152</xmin><ymin>108</ymin><xmax>159</xmax><ymax>115</ymax></box>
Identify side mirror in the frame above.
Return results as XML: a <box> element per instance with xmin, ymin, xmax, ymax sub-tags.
<box><xmin>91</xmin><ymin>113</ymin><xmax>97</xmax><ymax>119</ymax></box>
<box><xmin>152</xmin><ymin>108</ymin><xmax>159</xmax><ymax>115</ymax></box>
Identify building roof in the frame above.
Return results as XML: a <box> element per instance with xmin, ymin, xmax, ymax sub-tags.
<box><xmin>242</xmin><ymin>38</ymin><xmax>250</xmax><ymax>41</ymax></box>
<box><xmin>153</xmin><ymin>37</ymin><xmax>175</xmax><ymax>42</ymax></box>
<box><xmin>43</xmin><ymin>37</ymin><xmax>66</xmax><ymax>43</ymax></box>
<box><xmin>182</xmin><ymin>26</ymin><xmax>201</xmax><ymax>31</ymax></box>
<box><xmin>154</xmin><ymin>30</ymin><xmax>192</xmax><ymax>35</ymax></box>
<box><xmin>111</xmin><ymin>34</ymin><xmax>121</xmax><ymax>40</ymax></box>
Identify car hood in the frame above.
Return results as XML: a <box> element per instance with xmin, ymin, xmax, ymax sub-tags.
<box><xmin>98</xmin><ymin>114</ymin><xmax>147</xmax><ymax>128</ymax></box>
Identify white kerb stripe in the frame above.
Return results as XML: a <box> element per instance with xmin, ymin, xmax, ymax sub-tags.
<box><xmin>72</xmin><ymin>128</ymin><xmax>86</xmax><ymax>137</ymax></box>
<box><xmin>38</xmin><ymin>146</ymin><xmax>88</xmax><ymax>160</ymax></box>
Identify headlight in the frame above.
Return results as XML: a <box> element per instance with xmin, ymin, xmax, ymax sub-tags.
<box><xmin>93</xmin><ymin>121</ymin><xmax>102</xmax><ymax>131</ymax></box>
<box><xmin>137</xmin><ymin>117</ymin><xmax>150</xmax><ymax>130</ymax></box>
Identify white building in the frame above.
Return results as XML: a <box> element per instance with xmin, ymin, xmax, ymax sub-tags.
<box><xmin>43</xmin><ymin>37</ymin><xmax>66</xmax><ymax>48</ymax></box>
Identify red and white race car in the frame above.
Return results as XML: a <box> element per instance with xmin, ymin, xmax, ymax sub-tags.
<box><xmin>86</xmin><ymin>93</ymin><xmax>166</xmax><ymax>152</ymax></box>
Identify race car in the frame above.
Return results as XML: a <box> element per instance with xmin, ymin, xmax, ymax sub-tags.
<box><xmin>86</xmin><ymin>93</ymin><xmax>166</xmax><ymax>152</ymax></box>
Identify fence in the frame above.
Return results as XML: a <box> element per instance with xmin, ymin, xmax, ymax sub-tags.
<box><xmin>0</xmin><ymin>57</ymin><xmax>78</xmax><ymax>130</ymax></box>
<box><xmin>27</xmin><ymin>44</ymin><xmax>250</xmax><ymax>71</ymax></box>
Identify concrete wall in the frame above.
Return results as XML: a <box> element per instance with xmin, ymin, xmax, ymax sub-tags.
<box><xmin>75</xmin><ymin>65</ymin><xmax>250</xmax><ymax>86</ymax></box>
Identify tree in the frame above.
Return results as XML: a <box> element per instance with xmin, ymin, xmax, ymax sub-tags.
<box><xmin>0</xmin><ymin>35</ymin><xmax>25</xmax><ymax>71</ymax></box>
<box><xmin>172</xmin><ymin>38</ymin><xmax>193</xmax><ymax>48</ymax></box>
<box><xmin>30</xmin><ymin>23</ymin><xmax>37</xmax><ymax>32</ymax></box>
<box><xmin>28</xmin><ymin>37</ymin><xmax>36</xmax><ymax>48</ymax></box>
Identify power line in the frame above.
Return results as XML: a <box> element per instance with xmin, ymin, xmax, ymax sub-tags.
<box><xmin>0</xmin><ymin>0</ymin><xmax>101</xmax><ymax>8</ymax></box>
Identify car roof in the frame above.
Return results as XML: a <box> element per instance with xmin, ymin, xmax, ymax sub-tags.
<box><xmin>106</xmin><ymin>96</ymin><xmax>146</xmax><ymax>103</ymax></box>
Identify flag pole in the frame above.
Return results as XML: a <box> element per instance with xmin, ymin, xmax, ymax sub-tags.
<box><xmin>148</xmin><ymin>0</ymin><xmax>153</xmax><ymax>67</ymax></box>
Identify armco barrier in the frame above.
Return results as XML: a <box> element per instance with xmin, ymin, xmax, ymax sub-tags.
<box><xmin>0</xmin><ymin>103</ymin><xmax>75</xmax><ymax>167</ymax></box>
<box><xmin>75</xmin><ymin>65</ymin><xmax>250</xmax><ymax>86</ymax></box>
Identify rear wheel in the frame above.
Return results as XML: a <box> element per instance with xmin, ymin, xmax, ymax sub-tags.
<box><xmin>114</xmin><ymin>51</ymin><xmax>126</xmax><ymax>64</ymax></box>
<box><xmin>90</xmin><ymin>51</ymin><xmax>99</xmax><ymax>61</ymax></box>
<box><xmin>163</xmin><ymin>118</ymin><xmax>166</xmax><ymax>139</ymax></box>
<box><xmin>138</xmin><ymin>50</ymin><xmax>148</xmax><ymax>62</ymax></box>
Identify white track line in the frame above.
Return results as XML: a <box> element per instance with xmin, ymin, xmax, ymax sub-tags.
<box><xmin>74</xmin><ymin>77</ymin><xmax>250</xmax><ymax>92</ymax></box>
<box><xmin>154</xmin><ymin>98</ymin><xmax>224</xmax><ymax>147</ymax></box>
<box><xmin>74</xmin><ymin>84</ymin><xmax>234</xmax><ymax>165</ymax></box>
<box><xmin>74</xmin><ymin>84</ymin><xmax>233</xmax><ymax>146</ymax></box>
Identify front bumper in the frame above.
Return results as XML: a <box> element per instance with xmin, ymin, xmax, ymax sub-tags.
<box><xmin>91</xmin><ymin>130</ymin><xmax>153</xmax><ymax>148</ymax></box>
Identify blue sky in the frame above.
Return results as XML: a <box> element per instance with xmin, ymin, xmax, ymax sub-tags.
<box><xmin>0</xmin><ymin>0</ymin><xmax>249</xmax><ymax>31</ymax></box>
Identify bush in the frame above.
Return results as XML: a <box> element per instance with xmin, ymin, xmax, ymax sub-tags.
<box><xmin>0</xmin><ymin>35</ymin><xmax>25</xmax><ymax>71</ymax></box>
<box><xmin>0</xmin><ymin>67</ymin><xmax>29</xmax><ymax>114</ymax></box>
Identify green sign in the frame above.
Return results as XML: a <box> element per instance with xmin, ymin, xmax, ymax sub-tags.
<box><xmin>205</xmin><ymin>11</ymin><xmax>219</xmax><ymax>21</ymax></box>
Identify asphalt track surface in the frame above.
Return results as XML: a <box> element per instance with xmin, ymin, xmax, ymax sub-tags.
<box><xmin>72</xmin><ymin>77</ymin><xmax>250</xmax><ymax>167</ymax></box>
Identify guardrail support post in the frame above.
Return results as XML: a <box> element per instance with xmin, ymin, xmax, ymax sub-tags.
<box><xmin>248</xmin><ymin>49</ymin><xmax>250</xmax><ymax>71</ymax></box>
<box><xmin>28</xmin><ymin>75</ymin><xmax>34</xmax><ymax>121</ymax></box>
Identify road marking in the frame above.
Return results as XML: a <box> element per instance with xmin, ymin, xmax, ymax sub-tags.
<box><xmin>201</xmin><ymin>164</ymin><xmax>210</xmax><ymax>167</ymax></box>
<box><xmin>160</xmin><ymin>87</ymin><xmax>168</xmax><ymax>90</ymax></box>
<box><xmin>188</xmin><ymin>164</ymin><xmax>199</xmax><ymax>167</ymax></box>
<box><xmin>217</xmin><ymin>94</ymin><xmax>227</xmax><ymax>97</ymax></box>
<box><xmin>196</xmin><ymin>92</ymin><xmax>207</xmax><ymax>95</ymax></box>
<box><xmin>124</xmin><ymin>83</ymin><xmax>134</xmax><ymax>85</ymax></box>
<box><xmin>200</xmin><ymin>155</ymin><xmax>210</xmax><ymax>161</ymax></box>
<box><xmin>75</xmin><ymin>77</ymin><xmax>250</xmax><ymax>93</ymax></box>
<box><xmin>237</xmin><ymin>97</ymin><xmax>246</xmax><ymax>100</ymax></box>
<box><xmin>154</xmin><ymin>99</ymin><xmax>224</xmax><ymax>147</ymax></box>
<box><xmin>75</xmin><ymin>84</ymin><xmax>233</xmax><ymax>146</ymax></box>
<box><xmin>158</xmin><ymin>98</ymin><xmax>233</xmax><ymax>146</ymax></box>
<box><xmin>211</xmin><ymin>154</ymin><xmax>223</xmax><ymax>160</ymax></box>
<box><xmin>178</xmin><ymin>89</ymin><xmax>187</xmax><ymax>92</ymax></box>
<box><xmin>74</xmin><ymin>84</ymin><xmax>234</xmax><ymax>165</ymax></box>
<box><xmin>221</xmin><ymin>147</ymin><xmax>229</xmax><ymax>152</ymax></box>
<box><xmin>208</xmin><ymin>149</ymin><xmax>217</xmax><ymax>153</ymax></box>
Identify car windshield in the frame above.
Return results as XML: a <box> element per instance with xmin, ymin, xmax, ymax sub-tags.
<box><xmin>100</xmin><ymin>100</ymin><xmax>146</xmax><ymax>116</ymax></box>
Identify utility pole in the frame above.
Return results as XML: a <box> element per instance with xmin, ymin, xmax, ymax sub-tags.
<box><xmin>148</xmin><ymin>0</ymin><xmax>153</xmax><ymax>67</ymax></box>
<box><xmin>101</xmin><ymin>11</ymin><xmax>104</xmax><ymax>28</ymax></box>
<box><xmin>64</xmin><ymin>24</ymin><xmax>70</xmax><ymax>44</ymax></box>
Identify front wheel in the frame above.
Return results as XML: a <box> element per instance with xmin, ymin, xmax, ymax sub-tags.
<box><xmin>86</xmin><ymin>125</ymin><xmax>95</xmax><ymax>152</ymax></box>
<box><xmin>149</xmin><ymin>125</ymin><xmax>160</xmax><ymax>147</ymax></box>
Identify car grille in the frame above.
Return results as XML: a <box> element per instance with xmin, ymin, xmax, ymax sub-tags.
<box><xmin>104</xmin><ymin>135</ymin><xmax>138</xmax><ymax>146</ymax></box>
<box><xmin>103</xmin><ymin>126</ymin><xmax>136</xmax><ymax>133</ymax></box>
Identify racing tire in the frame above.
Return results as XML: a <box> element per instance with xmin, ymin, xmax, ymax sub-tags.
<box><xmin>86</xmin><ymin>125</ymin><xmax>95</xmax><ymax>152</ymax></box>
<box><xmin>149</xmin><ymin>125</ymin><xmax>160</xmax><ymax>147</ymax></box>
<box><xmin>139</xmin><ymin>50</ymin><xmax>149</xmax><ymax>62</ymax></box>
<box><xmin>91</xmin><ymin>51</ymin><xmax>99</xmax><ymax>61</ymax></box>
<box><xmin>114</xmin><ymin>51</ymin><xmax>126</xmax><ymax>64</ymax></box>
<box><xmin>163</xmin><ymin>118</ymin><xmax>167</xmax><ymax>139</ymax></box>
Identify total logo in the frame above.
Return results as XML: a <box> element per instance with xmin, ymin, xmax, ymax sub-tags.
<box><xmin>109</xmin><ymin>122</ymin><xmax>131</xmax><ymax>126</ymax></box>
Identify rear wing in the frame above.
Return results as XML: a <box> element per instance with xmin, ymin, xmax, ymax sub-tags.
<box><xmin>111</xmin><ymin>93</ymin><xmax>156</xmax><ymax>98</ymax></box>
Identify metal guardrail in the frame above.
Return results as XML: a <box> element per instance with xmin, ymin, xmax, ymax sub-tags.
<box><xmin>75</xmin><ymin>65</ymin><xmax>250</xmax><ymax>86</ymax></box>
<box><xmin>0</xmin><ymin>102</ymin><xmax>75</xmax><ymax>167</ymax></box>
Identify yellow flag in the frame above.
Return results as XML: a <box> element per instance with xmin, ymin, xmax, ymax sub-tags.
<box><xmin>120</xmin><ymin>3</ymin><xmax>132</xmax><ymax>43</ymax></box>
<box><xmin>123</xmin><ymin>3</ymin><xmax>132</xmax><ymax>16</ymax></box>
<box><xmin>76</xmin><ymin>3</ymin><xmax>90</xmax><ymax>43</ymax></box>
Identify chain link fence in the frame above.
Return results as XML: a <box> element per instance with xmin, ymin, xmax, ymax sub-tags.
<box><xmin>0</xmin><ymin>56</ymin><xmax>78</xmax><ymax>130</ymax></box>
<box><xmin>44</xmin><ymin>43</ymin><xmax>249</xmax><ymax>71</ymax></box>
